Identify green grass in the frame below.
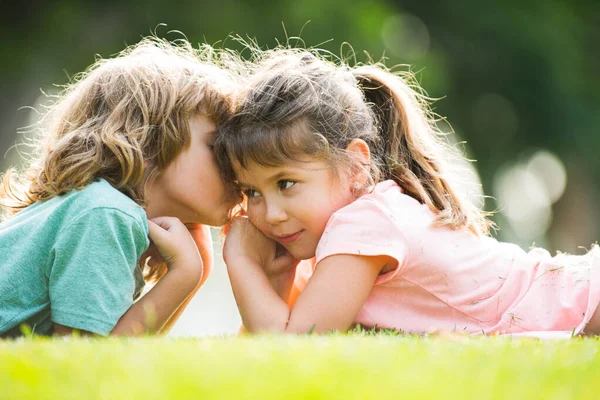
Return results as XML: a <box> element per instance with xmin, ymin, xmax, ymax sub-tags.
<box><xmin>2</xmin><ymin>334</ymin><xmax>600</xmax><ymax>399</ymax></box>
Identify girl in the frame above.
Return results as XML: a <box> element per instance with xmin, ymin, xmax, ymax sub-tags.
<box><xmin>0</xmin><ymin>37</ymin><xmax>240</xmax><ymax>337</ymax></box>
<box><xmin>216</xmin><ymin>48</ymin><xmax>600</xmax><ymax>337</ymax></box>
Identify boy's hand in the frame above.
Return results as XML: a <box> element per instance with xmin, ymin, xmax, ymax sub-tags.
<box><xmin>147</xmin><ymin>217</ymin><xmax>203</xmax><ymax>281</ymax></box>
<box><xmin>224</xmin><ymin>217</ymin><xmax>299</xmax><ymax>278</ymax></box>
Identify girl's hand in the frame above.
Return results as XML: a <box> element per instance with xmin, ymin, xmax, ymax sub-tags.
<box><xmin>147</xmin><ymin>217</ymin><xmax>203</xmax><ymax>281</ymax></box>
<box><xmin>224</xmin><ymin>217</ymin><xmax>390</xmax><ymax>333</ymax></box>
<box><xmin>224</xmin><ymin>216</ymin><xmax>299</xmax><ymax>278</ymax></box>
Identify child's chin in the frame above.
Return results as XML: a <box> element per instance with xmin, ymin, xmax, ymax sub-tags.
<box><xmin>191</xmin><ymin>207</ymin><xmax>229</xmax><ymax>227</ymax></box>
<box><xmin>288</xmin><ymin>247</ymin><xmax>316</xmax><ymax>261</ymax></box>
<box><xmin>208</xmin><ymin>211</ymin><xmax>230</xmax><ymax>227</ymax></box>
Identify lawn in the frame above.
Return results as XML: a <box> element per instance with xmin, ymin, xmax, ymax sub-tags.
<box><xmin>1</xmin><ymin>334</ymin><xmax>599</xmax><ymax>399</ymax></box>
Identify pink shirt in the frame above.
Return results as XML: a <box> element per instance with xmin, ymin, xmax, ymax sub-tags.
<box><xmin>295</xmin><ymin>180</ymin><xmax>600</xmax><ymax>336</ymax></box>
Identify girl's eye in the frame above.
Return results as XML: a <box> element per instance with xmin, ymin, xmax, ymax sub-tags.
<box><xmin>243</xmin><ymin>188</ymin><xmax>261</xmax><ymax>198</ymax></box>
<box><xmin>278</xmin><ymin>180</ymin><xmax>296</xmax><ymax>191</ymax></box>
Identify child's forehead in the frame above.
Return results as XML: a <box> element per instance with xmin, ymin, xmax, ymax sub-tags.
<box><xmin>234</xmin><ymin>158</ymin><xmax>332</xmax><ymax>184</ymax></box>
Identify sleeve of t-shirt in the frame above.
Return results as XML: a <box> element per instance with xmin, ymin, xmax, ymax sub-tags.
<box><xmin>315</xmin><ymin>197</ymin><xmax>409</xmax><ymax>284</ymax></box>
<box><xmin>48</xmin><ymin>207</ymin><xmax>149</xmax><ymax>336</ymax></box>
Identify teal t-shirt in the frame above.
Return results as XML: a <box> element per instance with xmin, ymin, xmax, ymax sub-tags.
<box><xmin>0</xmin><ymin>179</ymin><xmax>149</xmax><ymax>337</ymax></box>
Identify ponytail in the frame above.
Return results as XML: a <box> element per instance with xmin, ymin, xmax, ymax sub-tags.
<box><xmin>215</xmin><ymin>45</ymin><xmax>491</xmax><ymax>236</ymax></box>
<box><xmin>353</xmin><ymin>66</ymin><xmax>491</xmax><ymax>235</ymax></box>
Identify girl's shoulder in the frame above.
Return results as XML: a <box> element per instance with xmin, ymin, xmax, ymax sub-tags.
<box><xmin>318</xmin><ymin>179</ymin><xmax>444</xmax><ymax>259</ymax></box>
<box><xmin>338</xmin><ymin>180</ymin><xmax>434</xmax><ymax>229</ymax></box>
<box><xmin>317</xmin><ymin>180</ymin><xmax>416</xmax><ymax>260</ymax></box>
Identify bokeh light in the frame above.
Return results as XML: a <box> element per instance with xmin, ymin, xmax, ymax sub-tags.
<box><xmin>527</xmin><ymin>150</ymin><xmax>567</xmax><ymax>204</ymax></box>
<box><xmin>492</xmin><ymin>150</ymin><xmax>567</xmax><ymax>242</ymax></box>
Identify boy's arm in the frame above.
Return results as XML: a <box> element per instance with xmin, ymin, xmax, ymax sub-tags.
<box><xmin>109</xmin><ymin>267</ymin><xmax>200</xmax><ymax>335</ymax></box>
<box><xmin>54</xmin><ymin>266</ymin><xmax>199</xmax><ymax>336</ymax></box>
<box><xmin>49</xmin><ymin>212</ymin><xmax>203</xmax><ymax>335</ymax></box>
<box><xmin>49</xmin><ymin>208</ymin><xmax>150</xmax><ymax>337</ymax></box>
<box><xmin>110</xmin><ymin>218</ymin><xmax>203</xmax><ymax>336</ymax></box>
<box><xmin>160</xmin><ymin>224</ymin><xmax>213</xmax><ymax>333</ymax></box>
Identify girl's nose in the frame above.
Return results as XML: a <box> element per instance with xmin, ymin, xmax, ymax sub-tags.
<box><xmin>264</xmin><ymin>198</ymin><xmax>288</xmax><ymax>225</ymax></box>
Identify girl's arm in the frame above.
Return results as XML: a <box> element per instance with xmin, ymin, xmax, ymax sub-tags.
<box><xmin>225</xmin><ymin>218</ymin><xmax>391</xmax><ymax>334</ymax></box>
<box><xmin>262</xmin><ymin>242</ymin><xmax>301</xmax><ymax>305</ymax></box>
<box><xmin>228</xmin><ymin>254</ymin><xmax>388</xmax><ymax>333</ymax></box>
<box><xmin>236</xmin><ymin>238</ymin><xmax>299</xmax><ymax>335</ymax></box>
<box><xmin>267</xmin><ymin>265</ymin><xmax>298</xmax><ymax>305</ymax></box>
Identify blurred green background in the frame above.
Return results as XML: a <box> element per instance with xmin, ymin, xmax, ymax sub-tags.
<box><xmin>3</xmin><ymin>0</ymin><xmax>599</xmax><ymax>250</ymax></box>
<box><xmin>1</xmin><ymin>0</ymin><xmax>599</xmax><ymax>335</ymax></box>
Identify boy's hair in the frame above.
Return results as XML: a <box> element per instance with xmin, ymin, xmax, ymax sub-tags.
<box><xmin>1</xmin><ymin>37</ymin><xmax>238</xmax><ymax>279</ymax></box>
<box><xmin>216</xmin><ymin>48</ymin><xmax>492</xmax><ymax>236</ymax></box>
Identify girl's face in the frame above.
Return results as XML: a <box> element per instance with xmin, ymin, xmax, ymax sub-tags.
<box><xmin>146</xmin><ymin>114</ymin><xmax>234</xmax><ymax>226</ymax></box>
<box><xmin>234</xmin><ymin>158</ymin><xmax>355</xmax><ymax>260</ymax></box>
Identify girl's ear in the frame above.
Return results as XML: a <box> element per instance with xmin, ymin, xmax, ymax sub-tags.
<box><xmin>346</xmin><ymin>138</ymin><xmax>371</xmax><ymax>166</ymax></box>
<box><xmin>345</xmin><ymin>139</ymin><xmax>372</xmax><ymax>195</ymax></box>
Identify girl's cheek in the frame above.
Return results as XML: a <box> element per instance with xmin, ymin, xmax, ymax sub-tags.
<box><xmin>246</xmin><ymin>204</ymin><xmax>261</xmax><ymax>224</ymax></box>
<box><xmin>249</xmin><ymin>207</ymin><xmax>270</xmax><ymax>234</ymax></box>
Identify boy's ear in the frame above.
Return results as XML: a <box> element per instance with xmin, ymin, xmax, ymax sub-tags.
<box><xmin>346</xmin><ymin>138</ymin><xmax>371</xmax><ymax>165</ymax></box>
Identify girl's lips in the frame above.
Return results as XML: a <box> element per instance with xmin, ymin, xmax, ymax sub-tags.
<box><xmin>277</xmin><ymin>230</ymin><xmax>303</xmax><ymax>244</ymax></box>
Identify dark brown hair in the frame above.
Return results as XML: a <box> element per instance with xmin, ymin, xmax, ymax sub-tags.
<box><xmin>216</xmin><ymin>48</ymin><xmax>491</xmax><ymax>235</ymax></box>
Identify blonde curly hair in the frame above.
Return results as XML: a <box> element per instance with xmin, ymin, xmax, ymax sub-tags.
<box><xmin>1</xmin><ymin>36</ymin><xmax>239</xmax><ymax>280</ymax></box>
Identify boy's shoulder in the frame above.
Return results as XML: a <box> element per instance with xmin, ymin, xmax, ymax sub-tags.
<box><xmin>63</xmin><ymin>179</ymin><xmax>145</xmax><ymax>220</ymax></box>
<box><xmin>2</xmin><ymin>179</ymin><xmax>147</xmax><ymax>233</ymax></box>
<box><xmin>46</xmin><ymin>179</ymin><xmax>149</xmax><ymax>251</ymax></box>
<box><xmin>11</xmin><ymin>178</ymin><xmax>151</xmax><ymax>236</ymax></box>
